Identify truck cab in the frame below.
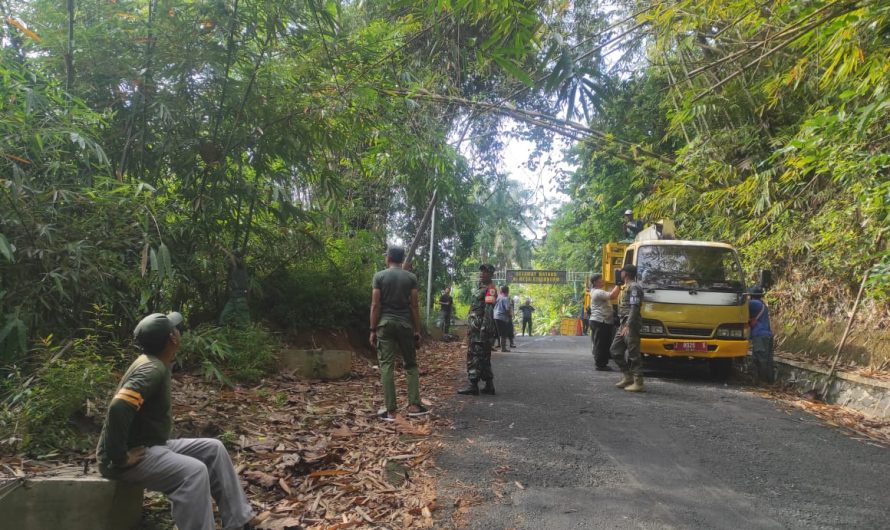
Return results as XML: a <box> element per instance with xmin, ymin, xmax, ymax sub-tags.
<box><xmin>606</xmin><ymin>221</ymin><xmax>749</xmax><ymax>377</ymax></box>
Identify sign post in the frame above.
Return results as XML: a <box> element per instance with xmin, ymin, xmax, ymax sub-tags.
<box><xmin>505</xmin><ymin>270</ymin><xmax>567</xmax><ymax>285</ymax></box>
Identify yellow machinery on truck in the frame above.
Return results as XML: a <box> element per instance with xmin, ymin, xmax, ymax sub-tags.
<box><xmin>604</xmin><ymin>220</ymin><xmax>749</xmax><ymax>378</ymax></box>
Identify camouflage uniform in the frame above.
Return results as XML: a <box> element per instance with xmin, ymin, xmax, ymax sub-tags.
<box><xmin>610</xmin><ymin>280</ymin><xmax>644</xmax><ymax>376</ymax></box>
<box><xmin>466</xmin><ymin>277</ymin><xmax>497</xmax><ymax>384</ymax></box>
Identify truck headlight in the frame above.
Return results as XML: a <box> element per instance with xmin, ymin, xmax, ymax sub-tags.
<box><xmin>642</xmin><ymin>320</ymin><xmax>665</xmax><ymax>335</ymax></box>
<box><xmin>716</xmin><ymin>325</ymin><xmax>746</xmax><ymax>339</ymax></box>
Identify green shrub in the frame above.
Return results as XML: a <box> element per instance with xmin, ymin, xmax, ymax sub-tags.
<box><xmin>1</xmin><ymin>336</ymin><xmax>115</xmax><ymax>452</ymax></box>
<box><xmin>255</xmin><ymin>267</ymin><xmax>371</xmax><ymax>332</ymax></box>
<box><xmin>178</xmin><ymin>323</ymin><xmax>278</xmax><ymax>385</ymax></box>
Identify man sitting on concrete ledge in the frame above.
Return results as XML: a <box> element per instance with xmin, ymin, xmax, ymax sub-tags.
<box><xmin>96</xmin><ymin>312</ymin><xmax>260</xmax><ymax>530</ymax></box>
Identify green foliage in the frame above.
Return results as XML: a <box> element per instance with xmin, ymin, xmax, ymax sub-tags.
<box><xmin>178</xmin><ymin>324</ymin><xmax>278</xmax><ymax>385</ymax></box>
<box><xmin>1</xmin><ymin>336</ymin><xmax>115</xmax><ymax>452</ymax></box>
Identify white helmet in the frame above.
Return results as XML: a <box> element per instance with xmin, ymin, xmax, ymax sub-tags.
<box><xmin>624</xmin><ymin>209</ymin><xmax>633</xmax><ymax>215</ymax></box>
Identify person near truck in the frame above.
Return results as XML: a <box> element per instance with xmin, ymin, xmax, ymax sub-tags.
<box><xmin>611</xmin><ymin>264</ymin><xmax>645</xmax><ymax>392</ymax></box>
<box><xmin>748</xmin><ymin>285</ymin><xmax>774</xmax><ymax>383</ymax></box>
<box><xmin>589</xmin><ymin>273</ymin><xmax>620</xmax><ymax>371</ymax></box>
<box><xmin>582</xmin><ymin>287</ymin><xmax>591</xmax><ymax>335</ymax></box>
<box><xmin>370</xmin><ymin>246</ymin><xmax>429</xmax><ymax>421</ymax></box>
<box><xmin>96</xmin><ymin>312</ymin><xmax>259</xmax><ymax>530</ymax></box>
<box><xmin>624</xmin><ymin>209</ymin><xmax>644</xmax><ymax>239</ymax></box>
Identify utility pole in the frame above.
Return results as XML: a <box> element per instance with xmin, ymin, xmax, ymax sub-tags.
<box><xmin>425</xmin><ymin>206</ymin><xmax>436</xmax><ymax>327</ymax></box>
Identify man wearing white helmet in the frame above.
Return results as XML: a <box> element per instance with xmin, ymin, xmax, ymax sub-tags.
<box><xmin>623</xmin><ymin>209</ymin><xmax>643</xmax><ymax>239</ymax></box>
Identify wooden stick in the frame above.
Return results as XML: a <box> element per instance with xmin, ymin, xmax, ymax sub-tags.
<box><xmin>820</xmin><ymin>269</ymin><xmax>870</xmax><ymax>400</ymax></box>
<box><xmin>820</xmin><ymin>228</ymin><xmax>887</xmax><ymax>399</ymax></box>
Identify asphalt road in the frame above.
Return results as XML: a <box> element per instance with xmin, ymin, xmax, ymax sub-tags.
<box><xmin>435</xmin><ymin>336</ymin><xmax>889</xmax><ymax>530</ymax></box>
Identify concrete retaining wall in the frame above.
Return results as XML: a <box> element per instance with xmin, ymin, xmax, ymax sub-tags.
<box><xmin>279</xmin><ymin>348</ymin><xmax>352</xmax><ymax>379</ymax></box>
<box><xmin>0</xmin><ymin>469</ymin><xmax>142</xmax><ymax>530</ymax></box>
<box><xmin>775</xmin><ymin>358</ymin><xmax>890</xmax><ymax>420</ymax></box>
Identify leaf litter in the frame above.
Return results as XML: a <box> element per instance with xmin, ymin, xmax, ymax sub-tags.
<box><xmin>758</xmin><ymin>389</ymin><xmax>890</xmax><ymax>447</ymax></box>
<box><xmin>0</xmin><ymin>340</ymin><xmax>467</xmax><ymax>530</ymax></box>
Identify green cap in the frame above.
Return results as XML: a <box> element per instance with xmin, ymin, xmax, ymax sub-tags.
<box><xmin>133</xmin><ymin>312</ymin><xmax>183</xmax><ymax>353</ymax></box>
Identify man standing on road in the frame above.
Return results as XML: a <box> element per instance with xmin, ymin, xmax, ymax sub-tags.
<box><xmin>438</xmin><ymin>286</ymin><xmax>454</xmax><ymax>335</ymax></box>
<box><xmin>589</xmin><ymin>274</ymin><xmax>619</xmax><ymax>371</ymax></box>
<box><xmin>458</xmin><ymin>264</ymin><xmax>497</xmax><ymax>396</ymax></box>
<box><xmin>611</xmin><ymin>264</ymin><xmax>645</xmax><ymax>392</ymax></box>
<box><xmin>96</xmin><ymin>312</ymin><xmax>259</xmax><ymax>530</ymax></box>
<box><xmin>582</xmin><ymin>287</ymin><xmax>591</xmax><ymax>335</ymax></box>
<box><xmin>369</xmin><ymin>246</ymin><xmax>429</xmax><ymax>421</ymax></box>
<box><xmin>494</xmin><ymin>285</ymin><xmax>513</xmax><ymax>352</ymax></box>
<box><xmin>748</xmin><ymin>285</ymin><xmax>774</xmax><ymax>383</ymax></box>
<box><xmin>519</xmin><ymin>298</ymin><xmax>535</xmax><ymax>336</ymax></box>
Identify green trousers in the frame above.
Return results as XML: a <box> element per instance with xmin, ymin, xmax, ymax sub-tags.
<box><xmin>610</xmin><ymin>324</ymin><xmax>642</xmax><ymax>376</ymax></box>
<box><xmin>376</xmin><ymin>320</ymin><xmax>421</xmax><ymax>412</ymax></box>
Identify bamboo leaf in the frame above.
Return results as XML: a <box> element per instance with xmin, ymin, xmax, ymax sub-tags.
<box><xmin>140</xmin><ymin>243</ymin><xmax>149</xmax><ymax>278</ymax></box>
<box><xmin>0</xmin><ymin>234</ymin><xmax>14</xmax><ymax>262</ymax></box>
<box><xmin>159</xmin><ymin>243</ymin><xmax>173</xmax><ymax>277</ymax></box>
<box><xmin>492</xmin><ymin>55</ymin><xmax>534</xmax><ymax>87</ymax></box>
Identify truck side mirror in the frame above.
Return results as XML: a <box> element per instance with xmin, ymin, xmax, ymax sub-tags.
<box><xmin>614</xmin><ymin>270</ymin><xmax>624</xmax><ymax>286</ymax></box>
<box><xmin>759</xmin><ymin>269</ymin><xmax>773</xmax><ymax>290</ymax></box>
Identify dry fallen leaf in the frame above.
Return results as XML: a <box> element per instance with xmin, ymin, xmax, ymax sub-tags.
<box><xmin>256</xmin><ymin>516</ymin><xmax>303</xmax><ymax>530</ymax></box>
<box><xmin>244</xmin><ymin>470</ymin><xmax>278</xmax><ymax>488</ymax></box>
<box><xmin>308</xmin><ymin>468</ymin><xmax>352</xmax><ymax>478</ymax></box>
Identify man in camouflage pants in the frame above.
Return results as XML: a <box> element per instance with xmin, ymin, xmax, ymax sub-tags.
<box><xmin>458</xmin><ymin>264</ymin><xmax>497</xmax><ymax>396</ymax></box>
<box><xmin>611</xmin><ymin>264</ymin><xmax>645</xmax><ymax>392</ymax></box>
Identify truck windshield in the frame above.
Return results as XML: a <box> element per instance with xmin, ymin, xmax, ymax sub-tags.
<box><xmin>637</xmin><ymin>245</ymin><xmax>744</xmax><ymax>292</ymax></box>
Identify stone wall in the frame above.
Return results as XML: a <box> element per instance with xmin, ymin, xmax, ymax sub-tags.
<box><xmin>774</xmin><ymin>358</ymin><xmax>890</xmax><ymax>420</ymax></box>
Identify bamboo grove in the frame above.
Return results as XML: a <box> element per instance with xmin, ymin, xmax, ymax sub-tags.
<box><xmin>1</xmin><ymin>1</ymin><xmax>889</xmax><ymax>448</ymax></box>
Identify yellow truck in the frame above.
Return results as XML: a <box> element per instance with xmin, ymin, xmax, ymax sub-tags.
<box><xmin>604</xmin><ymin>220</ymin><xmax>750</xmax><ymax>378</ymax></box>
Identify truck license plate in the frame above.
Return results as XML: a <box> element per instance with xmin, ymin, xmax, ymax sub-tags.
<box><xmin>675</xmin><ymin>342</ymin><xmax>708</xmax><ymax>352</ymax></box>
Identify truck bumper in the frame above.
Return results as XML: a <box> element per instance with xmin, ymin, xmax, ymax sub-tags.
<box><xmin>640</xmin><ymin>338</ymin><xmax>748</xmax><ymax>359</ymax></box>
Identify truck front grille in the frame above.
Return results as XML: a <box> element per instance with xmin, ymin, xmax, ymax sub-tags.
<box><xmin>667</xmin><ymin>327</ymin><xmax>713</xmax><ymax>337</ymax></box>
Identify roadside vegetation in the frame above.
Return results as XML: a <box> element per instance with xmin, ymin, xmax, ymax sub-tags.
<box><xmin>2</xmin><ymin>0</ymin><xmax>888</xmax><ymax>458</ymax></box>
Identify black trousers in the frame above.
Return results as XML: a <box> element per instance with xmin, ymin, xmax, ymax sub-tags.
<box><xmin>522</xmin><ymin>318</ymin><xmax>532</xmax><ymax>335</ymax></box>
<box><xmin>590</xmin><ymin>320</ymin><xmax>614</xmax><ymax>368</ymax></box>
<box><xmin>495</xmin><ymin>319</ymin><xmax>512</xmax><ymax>350</ymax></box>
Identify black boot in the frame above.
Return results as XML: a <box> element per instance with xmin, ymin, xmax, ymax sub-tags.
<box><xmin>457</xmin><ymin>381</ymin><xmax>479</xmax><ymax>395</ymax></box>
<box><xmin>480</xmin><ymin>380</ymin><xmax>496</xmax><ymax>395</ymax></box>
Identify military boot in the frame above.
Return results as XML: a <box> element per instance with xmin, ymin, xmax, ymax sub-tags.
<box><xmin>615</xmin><ymin>373</ymin><xmax>633</xmax><ymax>388</ymax></box>
<box><xmin>624</xmin><ymin>376</ymin><xmax>645</xmax><ymax>392</ymax></box>
<box><xmin>457</xmin><ymin>382</ymin><xmax>479</xmax><ymax>395</ymax></box>
<box><xmin>480</xmin><ymin>380</ymin><xmax>496</xmax><ymax>395</ymax></box>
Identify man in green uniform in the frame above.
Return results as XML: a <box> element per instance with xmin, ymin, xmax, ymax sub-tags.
<box><xmin>458</xmin><ymin>264</ymin><xmax>497</xmax><ymax>396</ymax></box>
<box><xmin>96</xmin><ymin>312</ymin><xmax>258</xmax><ymax>530</ymax></box>
<box><xmin>369</xmin><ymin>246</ymin><xmax>428</xmax><ymax>421</ymax></box>
<box><xmin>611</xmin><ymin>264</ymin><xmax>645</xmax><ymax>392</ymax></box>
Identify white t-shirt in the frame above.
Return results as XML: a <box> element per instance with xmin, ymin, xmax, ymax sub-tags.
<box><xmin>588</xmin><ymin>288</ymin><xmax>614</xmax><ymax>323</ymax></box>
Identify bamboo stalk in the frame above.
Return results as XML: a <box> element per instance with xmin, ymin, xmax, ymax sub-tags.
<box><xmin>404</xmin><ymin>189</ymin><xmax>438</xmax><ymax>267</ymax></box>
<box><xmin>693</xmin><ymin>3</ymin><xmax>861</xmax><ymax>103</ymax></box>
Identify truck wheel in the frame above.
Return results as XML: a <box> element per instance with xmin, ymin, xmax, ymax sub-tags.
<box><xmin>709</xmin><ymin>358</ymin><xmax>733</xmax><ymax>380</ymax></box>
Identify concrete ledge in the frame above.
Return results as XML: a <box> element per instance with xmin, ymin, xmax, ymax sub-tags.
<box><xmin>0</xmin><ymin>469</ymin><xmax>142</xmax><ymax>530</ymax></box>
<box><xmin>279</xmin><ymin>348</ymin><xmax>352</xmax><ymax>379</ymax></box>
<box><xmin>775</xmin><ymin>358</ymin><xmax>890</xmax><ymax>420</ymax></box>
